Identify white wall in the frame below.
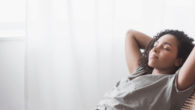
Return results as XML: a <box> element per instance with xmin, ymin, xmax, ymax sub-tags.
<box><xmin>0</xmin><ymin>38</ymin><xmax>25</xmax><ymax>110</ymax></box>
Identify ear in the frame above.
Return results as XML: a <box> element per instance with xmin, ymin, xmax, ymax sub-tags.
<box><xmin>174</xmin><ymin>57</ymin><xmax>183</xmax><ymax>67</ymax></box>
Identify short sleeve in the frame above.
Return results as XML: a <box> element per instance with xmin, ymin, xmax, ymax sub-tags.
<box><xmin>170</xmin><ymin>68</ymin><xmax>195</xmax><ymax>109</ymax></box>
<box><xmin>132</xmin><ymin>66</ymin><xmax>145</xmax><ymax>74</ymax></box>
<box><xmin>128</xmin><ymin>66</ymin><xmax>147</xmax><ymax>80</ymax></box>
<box><xmin>173</xmin><ymin>68</ymin><xmax>195</xmax><ymax>93</ymax></box>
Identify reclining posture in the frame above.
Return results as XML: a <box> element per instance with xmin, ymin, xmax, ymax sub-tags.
<box><xmin>95</xmin><ymin>29</ymin><xmax>195</xmax><ymax>110</ymax></box>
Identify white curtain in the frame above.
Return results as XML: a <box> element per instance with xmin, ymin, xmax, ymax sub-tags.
<box><xmin>26</xmin><ymin>0</ymin><xmax>195</xmax><ymax>110</ymax></box>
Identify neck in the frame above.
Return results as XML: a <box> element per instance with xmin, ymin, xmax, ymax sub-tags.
<box><xmin>152</xmin><ymin>67</ymin><xmax>176</xmax><ymax>75</ymax></box>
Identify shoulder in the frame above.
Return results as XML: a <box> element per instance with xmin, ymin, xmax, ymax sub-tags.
<box><xmin>171</xmin><ymin>68</ymin><xmax>195</xmax><ymax>94</ymax></box>
<box><xmin>170</xmin><ymin>69</ymin><xmax>195</xmax><ymax>109</ymax></box>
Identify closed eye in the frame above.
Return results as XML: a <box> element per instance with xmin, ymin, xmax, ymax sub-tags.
<box><xmin>163</xmin><ymin>47</ymin><xmax>170</xmax><ymax>51</ymax></box>
<box><xmin>154</xmin><ymin>41</ymin><xmax>172</xmax><ymax>51</ymax></box>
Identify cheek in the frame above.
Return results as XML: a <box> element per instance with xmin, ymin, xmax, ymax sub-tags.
<box><xmin>159</xmin><ymin>53</ymin><xmax>177</xmax><ymax>62</ymax></box>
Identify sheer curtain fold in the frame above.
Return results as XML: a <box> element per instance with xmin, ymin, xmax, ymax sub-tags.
<box><xmin>26</xmin><ymin>0</ymin><xmax>195</xmax><ymax>110</ymax></box>
<box><xmin>27</xmin><ymin>0</ymin><xmax>115</xmax><ymax>110</ymax></box>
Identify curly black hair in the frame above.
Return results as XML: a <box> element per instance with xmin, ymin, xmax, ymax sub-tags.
<box><xmin>138</xmin><ymin>29</ymin><xmax>194</xmax><ymax>74</ymax></box>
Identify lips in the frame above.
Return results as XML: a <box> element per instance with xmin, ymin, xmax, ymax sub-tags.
<box><xmin>150</xmin><ymin>54</ymin><xmax>159</xmax><ymax>59</ymax></box>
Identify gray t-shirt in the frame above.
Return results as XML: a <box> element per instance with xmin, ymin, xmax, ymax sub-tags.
<box><xmin>95</xmin><ymin>66</ymin><xmax>195</xmax><ymax>110</ymax></box>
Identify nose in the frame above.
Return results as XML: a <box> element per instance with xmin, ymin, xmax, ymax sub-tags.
<box><xmin>153</xmin><ymin>45</ymin><xmax>160</xmax><ymax>53</ymax></box>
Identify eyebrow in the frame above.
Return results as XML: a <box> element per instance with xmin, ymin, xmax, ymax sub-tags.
<box><xmin>155</xmin><ymin>41</ymin><xmax>173</xmax><ymax>47</ymax></box>
<box><xmin>163</xmin><ymin>42</ymin><xmax>172</xmax><ymax>47</ymax></box>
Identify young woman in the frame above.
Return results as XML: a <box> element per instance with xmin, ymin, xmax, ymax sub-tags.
<box><xmin>95</xmin><ymin>29</ymin><xmax>195</xmax><ymax>110</ymax></box>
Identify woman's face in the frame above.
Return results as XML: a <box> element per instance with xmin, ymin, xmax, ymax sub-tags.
<box><xmin>148</xmin><ymin>34</ymin><xmax>181</xmax><ymax>70</ymax></box>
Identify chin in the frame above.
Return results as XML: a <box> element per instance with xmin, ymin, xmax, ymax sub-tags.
<box><xmin>148</xmin><ymin>62</ymin><xmax>156</xmax><ymax>68</ymax></box>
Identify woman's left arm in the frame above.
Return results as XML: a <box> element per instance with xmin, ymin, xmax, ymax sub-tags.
<box><xmin>177</xmin><ymin>47</ymin><xmax>195</xmax><ymax>90</ymax></box>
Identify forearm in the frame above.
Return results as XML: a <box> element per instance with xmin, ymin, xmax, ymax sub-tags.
<box><xmin>126</xmin><ymin>30</ymin><xmax>152</xmax><ymax>49</ymax></box>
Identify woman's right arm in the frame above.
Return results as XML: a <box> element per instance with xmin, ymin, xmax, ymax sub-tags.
<box><xmin>125</xmin><ymin>30</ymin><xmax>152</xmax><ymax>74</ymax></box>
